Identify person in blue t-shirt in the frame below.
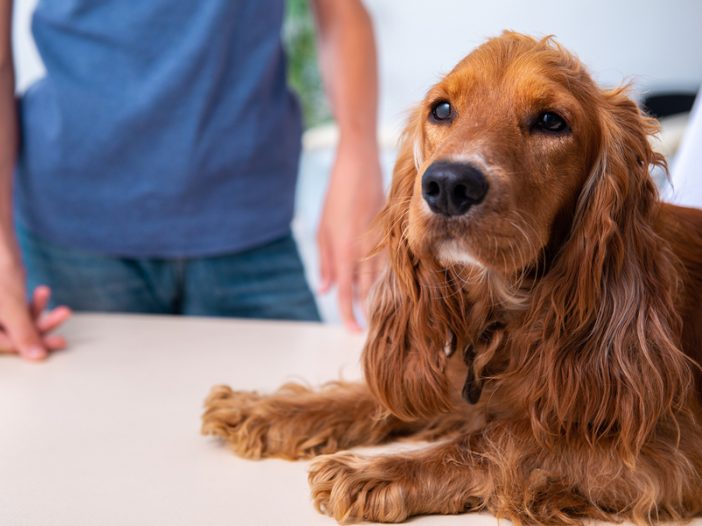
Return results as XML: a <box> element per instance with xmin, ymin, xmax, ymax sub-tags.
<box><xmin>0</xmin><ymin>0</ymin><xmax>385</xmax><ymax>360</ymax></box>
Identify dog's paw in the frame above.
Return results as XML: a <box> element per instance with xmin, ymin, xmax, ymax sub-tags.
<box><xmin>201</xmin><ymin>385</ymin><xmax>270</xmax><ymax>459</ymax></box>
<box><xmin>308</xmin><ymin>453</ymin><xmax>410</xmax><ymax>523</ymax></box>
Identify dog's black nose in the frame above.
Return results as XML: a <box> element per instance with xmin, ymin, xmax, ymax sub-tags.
<box><xmin>421</xmin><ymin>161</ymin><xmax>488</xmax><ymax>217</ymax></box>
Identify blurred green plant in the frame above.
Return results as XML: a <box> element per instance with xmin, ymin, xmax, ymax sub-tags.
<box><xmin>284</xmin><ymin>0</ymin><xmax>332</xmax><ymax>129</ymax></box>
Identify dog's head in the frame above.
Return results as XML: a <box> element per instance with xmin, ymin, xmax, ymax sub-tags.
<box><xmin>402</xmin><ymin>32</ymin><xmax>657</xmax><ymax>276</ymax></box>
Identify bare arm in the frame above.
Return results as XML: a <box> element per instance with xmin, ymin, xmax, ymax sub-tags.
<box><xmin>0</xmin><ymin>0</ymin><xmax>18</xmax><ymax>262</ymax></box>
<box><xmin>311</xmin><ymin>0</ymin><xmax>384</xmax><ymax>331</ymax></box>
<box><xmin>312</xmin><ymin>0</ymin><xmax>378</xmax><ymax>156</ymax></box>
<box><xmin>0</xmin><ymin>0</ymin><xmax>70</xmax><ymax>360</ymax></box>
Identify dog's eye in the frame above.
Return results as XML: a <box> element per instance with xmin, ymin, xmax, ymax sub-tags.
<box><xmin>430</xmin><ymin>101</ymin><xmax>453</xmax><ymax>123</ymax></box>
<box><xmin>534</xmin><ymin>111</ymin><xmax>569</xmax><ymax>133</ymax></box>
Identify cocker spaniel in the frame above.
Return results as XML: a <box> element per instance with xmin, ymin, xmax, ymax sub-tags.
<box><xmin>202</xmin><ymin>32</ymin><xmax>702</xmax><ymax>524</ymax></box>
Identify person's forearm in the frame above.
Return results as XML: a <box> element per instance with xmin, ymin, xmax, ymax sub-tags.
<box><xmin>0</xmin><ymin>0</ymin><xmax>20</xmax><ymax>267</ymax></box>
<box><xmin>312</xmin><ymin>0</ymin><xmax>379</xmax><ymax>157</ymax></box>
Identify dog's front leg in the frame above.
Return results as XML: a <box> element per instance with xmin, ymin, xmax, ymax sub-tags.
<box><xmin>308</xmin><ymin>423</ymin><xmax>702</xmax><ymax>524</ymax></box>
<box><xmin>308</xmin><ymin>433</ymin><xmax>493</xmax><ymax>523</ymax></box>
<box><xmin>201</xmin><ymin>381</ymin><xmax>421</xmax><ymax>460</ymax></box>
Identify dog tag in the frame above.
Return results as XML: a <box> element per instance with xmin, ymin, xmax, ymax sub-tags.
<box><xmin>462</xmin><ymin>345</ymin><xmax>483</xmax><ymax>404</ymax></box>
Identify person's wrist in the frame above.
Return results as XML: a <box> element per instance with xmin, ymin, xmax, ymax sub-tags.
<box><xmin>332</xmin><ymin>135</ymin><xmax>382</xmax><ymax>185</ymax></box>
<box><xmin>0</xmin><ymin>239</ymin><xmax>24</xmax><ymax>275</ymax></box>
<box><xmin>336</xmin><ymin>129</ymin><xmax>380</xmax><ymax>158</ymax></box>
<box><xmin>0</xmin><ymin>259</ymin><xmax>25</xmax><ymax>282</ymax></box>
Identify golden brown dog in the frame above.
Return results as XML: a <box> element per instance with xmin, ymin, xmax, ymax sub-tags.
<box><xmin>202</xmin><ymin>32</ymin><xmax>702</xmax><ymax>524</ymax></box>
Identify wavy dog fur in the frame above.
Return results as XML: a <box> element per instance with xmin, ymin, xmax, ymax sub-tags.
<box><xmin>203</xmin><ymin>32</ymin><xmax>702</xmax><ymax>524</ymax></box>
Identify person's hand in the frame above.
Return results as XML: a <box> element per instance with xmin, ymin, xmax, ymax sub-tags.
<box><xmin>317</xmin><ymin>142</ymin><xmax>385</xmax><ymax>331</ymax></box>
<box><xmin>0</xmin><ymin>263</ymin><xmax>71</xmax><ymax>360</ymax></box>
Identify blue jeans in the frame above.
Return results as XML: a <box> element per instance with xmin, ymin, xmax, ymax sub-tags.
<box><xmin>17</xmin><ymin>226</ymin><xmax>321</xmax><ymax>321</ymax></box>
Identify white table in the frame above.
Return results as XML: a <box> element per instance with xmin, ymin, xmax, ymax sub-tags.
<box><xmin>1</xmin><ymin>314</ymin><xmax>698</xmax><ymax>526</ymax></box>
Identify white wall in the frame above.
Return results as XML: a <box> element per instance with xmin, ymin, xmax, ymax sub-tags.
<box><xmin>12</xmin><ymin>0</ymin><xmax>43</xmax><ymax>91</ymax></box>
<box><xmin>14</xmin><ymin>1</ymin><xmax>702</xmax><ymax>130</ymax></box>
<box><xmin>365</xmin><ymin>0</ymin><xmax>702</xmax><ymax>131</ymax></box>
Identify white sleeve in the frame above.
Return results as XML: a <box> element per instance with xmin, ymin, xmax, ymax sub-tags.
<box><xmin>667</xmin><ymin>87</ymin><xmax>702</xmax><ymax>208</ymax></box>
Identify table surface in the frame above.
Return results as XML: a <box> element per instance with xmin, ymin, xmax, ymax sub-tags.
<box><xmin>1</xmin><ymin>314</ymin><xmax>699</xmax><ymax>526</ymax></box>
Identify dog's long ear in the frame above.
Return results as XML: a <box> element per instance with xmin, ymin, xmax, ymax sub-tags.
<box><xmin>525</xmin><ymin>87</ymin><xmax>694</xmax><ymax>459</ymax></box>
<box><xmin>362</xmin><ymin>111</ymin><xmax>467</xmax><ymax>421</ymax></box>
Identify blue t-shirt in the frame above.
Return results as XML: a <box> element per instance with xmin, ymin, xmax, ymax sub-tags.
<box><xmin>15</xmin><ymin>0</ymin><xmax>303</xmax><ymax>257</ymax></box>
